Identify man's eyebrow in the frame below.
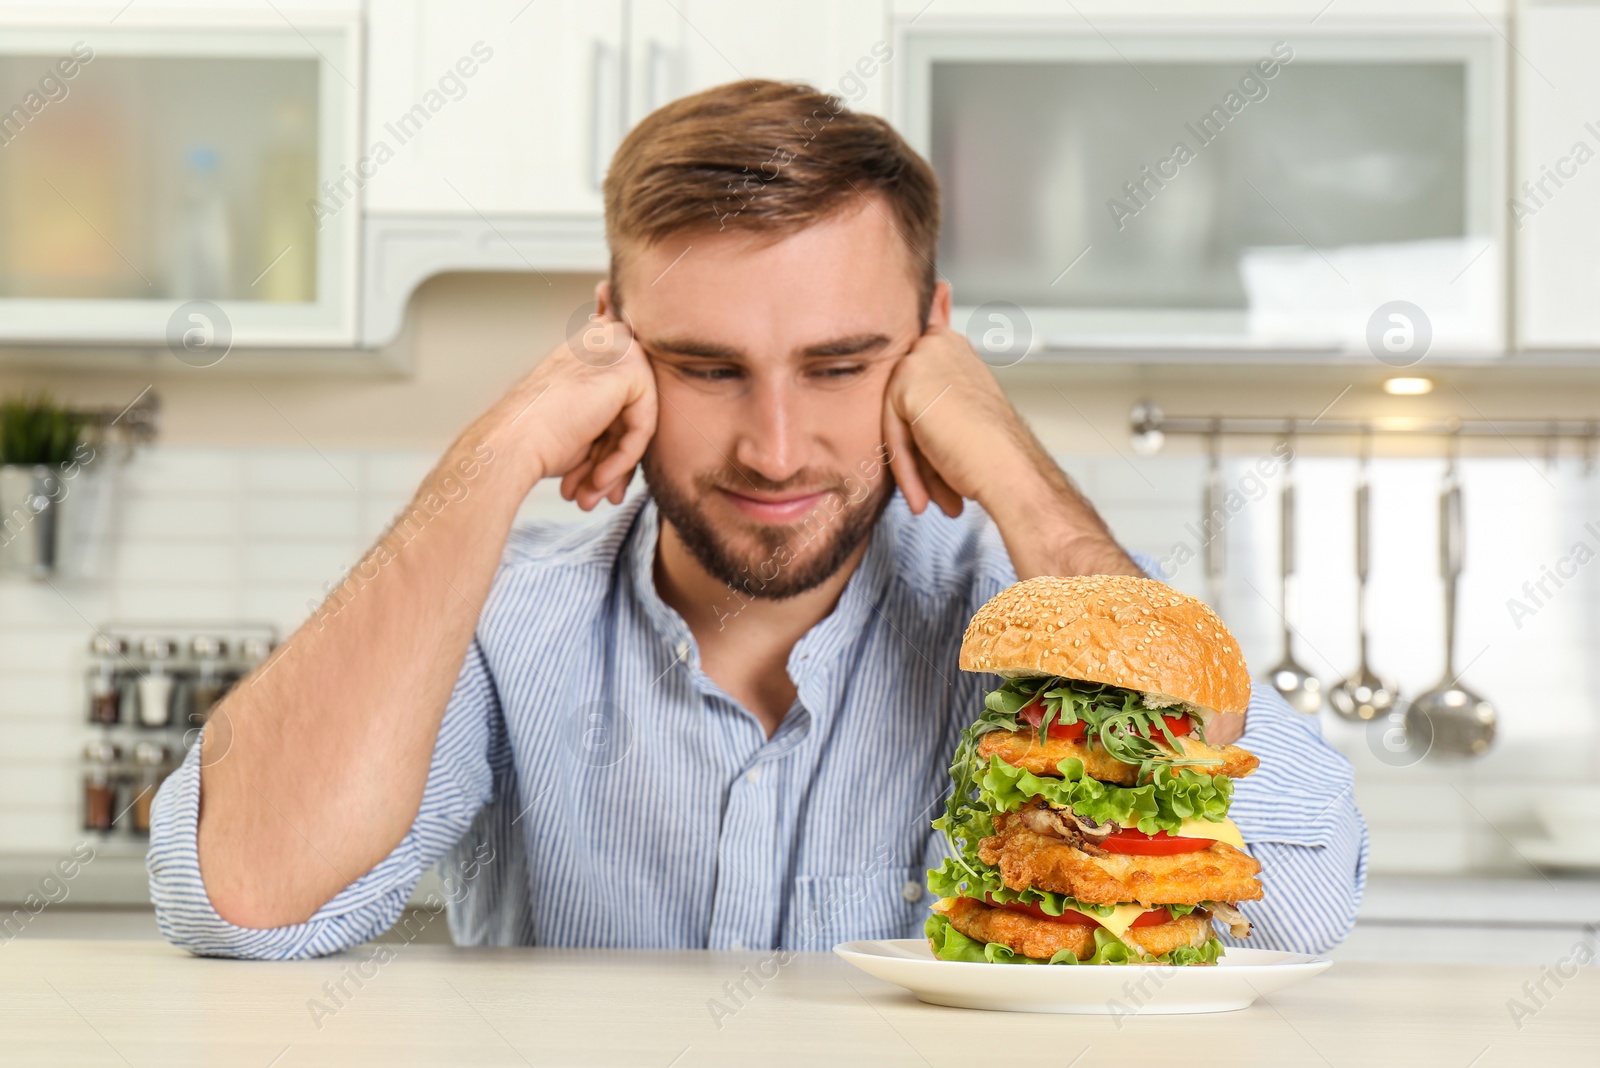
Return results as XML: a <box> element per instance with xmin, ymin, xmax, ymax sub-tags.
<box><xmin>642</xmin><ymin>333</ymin><xmax>894</xmax><ymax>360</ymax></box>
<box><xmin>640</xmin><ymin>336</ymin><xmax>742</xmax><ymax>360</ymax></box>
<box><xmin>799</xmin><ymin>333</ymin><xmax>892</xmax><ymax>358</ymax></box>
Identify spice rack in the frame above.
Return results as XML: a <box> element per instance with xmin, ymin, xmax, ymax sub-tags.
<box><xmin>81</xmin><ymin>622</ymin><xmax>278</xmax><ymax>846</ymax></box>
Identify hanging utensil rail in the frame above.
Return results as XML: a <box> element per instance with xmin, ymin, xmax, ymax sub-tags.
<box><xmin>1131</xmin><ymin>403</ymin><xmax>1600</xmax><ymax>446</ymax></box>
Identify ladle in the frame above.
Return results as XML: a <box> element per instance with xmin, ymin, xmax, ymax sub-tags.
<box><xmin>1267</xmin><ymin>431</ymin><xmax>1323</xmax><ymax>714</ymax></box>
<box><xmin>1407</xmin><ymin>434</ymin><xmax>1497</xmax><ymax>756</ymax></box>
<box><xmin>1330</xmin><ymin>429</ymin><xmax>1399</xmax><ymax>721</ymax></box>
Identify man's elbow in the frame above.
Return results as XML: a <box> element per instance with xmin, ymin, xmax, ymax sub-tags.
<box><xmin>1248</xmin><ymin>818</ymin><xmax>1369</xmax><ymax>956</ymax></box>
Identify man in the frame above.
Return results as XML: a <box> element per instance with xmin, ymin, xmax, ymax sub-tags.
<box><xmin>149</xmin><ymin>80</ymin><xmax>1365</xmax><ymax>957</ymax></box>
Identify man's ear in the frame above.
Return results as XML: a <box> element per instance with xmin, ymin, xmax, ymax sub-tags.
<box><xmin>595</xmin><ymin>278</ymin><xmax>615</xmax><ymax>317</ymax></box>
<box><xmin>927</xmin><ymin>280</ymin><xmax>952</xmax><ymax>329</ymax></box>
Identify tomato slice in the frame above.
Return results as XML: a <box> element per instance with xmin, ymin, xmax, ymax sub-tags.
<box><xmin>1098</xmin><ymin>828</ymin><xmax>1214</xmax><ymax>855</ymax></box>
<box><xmin>982</xmin><ymin>894</ymin><xmax>1172</xmax><ymax>927</ymax></box>
<box><xmin>984</xmin><ymin>894</ymin><xmax>1097</xmax><ymax>924</ymax></box>
<box><xmin>1017</xmin><ymin>699</ymin><xmax>1087</xmax><ymax>741</ymax></box>
<box><xmin>1131</xmin><ymin>907</ymin><xmax>1177</xmax><ymax>927</ymax></box>
<box><xmin>1156</xmin><ymin>713</ymin><xmax>1193</xmax><ymax>738</ymax></box>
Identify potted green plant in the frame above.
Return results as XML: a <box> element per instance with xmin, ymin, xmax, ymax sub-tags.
<box><xmin>0</xmin><ymin>393</ymin><xmax>86</xmax><ymax>577</ymax></box>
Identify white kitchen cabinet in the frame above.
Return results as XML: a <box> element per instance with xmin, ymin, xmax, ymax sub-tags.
<box><xmin>364</xmin><ymin>0</ymin><xmax>886</xmax><ymax>219</ymax></box>
<box><xmin>626</xmin><ymin>0</ymin><xmax>890</xmax><ymax>120</ymax></box>
<box><xmin>359</xmin><ymin>0</ymin><xmax>890</xmax><ymax>346</ymax></box>
<box><xmin>888</xmin><ymin>0</ymin><xmax>1511</xmax><ymax>18</ymax></box>
<box><xmin>363</xmin><ymin>0</ymin><xmax>624</xmax><ymax>217</ymax></box>
<box><xmin>360</xmin><ymin>0</ymin><xmax>625</xmax><ymax>345</ymax></box>
<box><xmin>1514</xmin><ymin>1</ymin><xmax>1600</xmax><ymax>351</ymax></box>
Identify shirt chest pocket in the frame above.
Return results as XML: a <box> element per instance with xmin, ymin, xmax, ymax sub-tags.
<box><xmin>785</xmin><ymin>865</ymin><xmax>926</xmax><ymax>951</ymax></box>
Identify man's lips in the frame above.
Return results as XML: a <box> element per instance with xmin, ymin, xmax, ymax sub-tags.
<box><xmin>717</xmin><ymin>487</ymin><xmax>834</xmax><ymax>524</ymax></box>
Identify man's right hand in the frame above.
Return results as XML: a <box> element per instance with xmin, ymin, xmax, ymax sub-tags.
<box><xmin>480</xmin><ymin>310</ymin><xmax>657</xmax><ymax>510</ymax></box>
<box><xmin>191</xmin><ymin>300</ymin><xmax>658</xmax><ymax>930</ymax></box>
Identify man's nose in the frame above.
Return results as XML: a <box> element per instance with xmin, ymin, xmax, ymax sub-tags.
<box><xmin>732</xmin><ymin>376</ymin><xmax>806</xmax><ymax>485</ymax></box>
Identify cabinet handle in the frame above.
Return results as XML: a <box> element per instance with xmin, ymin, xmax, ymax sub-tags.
<box><xmin>645</xmin><ymin>40</ymin><xmax>675</xmax><ymax>114</ymax></box>
<box><xmin>591</xmin><ymin>39</ymin><xmax>619</xmax><ymax>191</ymax></box>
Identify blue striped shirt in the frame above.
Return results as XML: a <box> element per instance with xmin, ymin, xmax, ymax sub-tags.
<box><xmin>146</xmin><ymin>492</ymin><xmax>1368</xmax><ymax>958</ymax></box>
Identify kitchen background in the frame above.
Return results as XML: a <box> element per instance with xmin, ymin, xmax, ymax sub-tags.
<box><xmin>2</xmin><ymin>0</ymin><xmax>1599</xmax><ymax>962</ymax></box>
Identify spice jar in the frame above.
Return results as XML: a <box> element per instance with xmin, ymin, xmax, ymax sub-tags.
<box><xmin>86</xmin><ymin>634</ymin><xmax>126</xmax><ymax>726</ymax></box>
<box><xmin>130</xmin><ymin>742</ymin><xmax>168</xmax><ymax>834</ymax></box>
<box><xmin>83</xmin><ymin>739</ymin><xmax>121</xmax><ymax>832</ymax></box>
<box><xmin>186</xmin><ymin>636</ymin><xmax>229</xmax><ymax>728</ymax></box>
<box><xmin>137</xmin><ymin>637</ymin><xmax>177</xmax><ymax>728</ymax></box>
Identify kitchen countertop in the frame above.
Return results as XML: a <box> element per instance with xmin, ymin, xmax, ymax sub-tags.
<box><xmin>1359</xmin><ymin>873</ymin><xmax>1600</xmax><ymax>926</ymax></box>
<box><xmin>1</xmin><ymin>940</ymin><xmax>1592</xmax><ymax>1066</ymax></box>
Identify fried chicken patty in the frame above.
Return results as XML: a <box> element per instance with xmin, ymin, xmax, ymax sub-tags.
<box><xmin>977</xmin><ymin>812</ymin><xmax>1265</xmax><ymax>907</ymax></box>
<box><xmin>936</xmin><ymin>896</ymin><xmax>1217</xmax><ymax>963</ymax></box>
<box><xmin>977</xmin><ymin>729</ymin><xmax>1259</xmax><ymax>785</ymax></box>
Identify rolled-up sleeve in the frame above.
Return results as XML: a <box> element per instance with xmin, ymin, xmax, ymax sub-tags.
<box><xmin>1222</xmin><ymin>686</ymin><xmax>1368</xmax><ymax>954</ymax></box>
<box><xmin>146</xmin><ymin>638</ymin><xmax>502</xmax><ymax>959</ymax></box>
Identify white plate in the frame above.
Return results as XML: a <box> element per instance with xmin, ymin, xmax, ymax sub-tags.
<box><xmin>834</xmin><ymin>939</ymin><xmax>1331</xmax><ymax>1014</ymax></box>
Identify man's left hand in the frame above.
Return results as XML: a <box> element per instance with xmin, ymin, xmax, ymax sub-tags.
<box><xmin>882</xmin><ymin>325</ymin><xmax>1141</xmax><ymax>579</ymax></box>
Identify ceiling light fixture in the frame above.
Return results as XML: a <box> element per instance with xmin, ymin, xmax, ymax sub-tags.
<box><xmin>1383</xmin><ymin>377</ymin><xmax>1434</xmax><ymax>396</ymax></box>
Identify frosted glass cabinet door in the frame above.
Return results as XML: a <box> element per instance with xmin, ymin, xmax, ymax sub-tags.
<box><xmin>0</xmin><ymin>14</ymin><xmax>361</xmax><ymax>346</ymax></box>
<box><xmin>901</xmin><ymin>31</ymin><xmax>1505</xmax><ymax>356</ymax></box>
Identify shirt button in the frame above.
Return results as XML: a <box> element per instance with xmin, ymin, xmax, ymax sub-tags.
<box><xmin>731</xmin><ymin>939</ymin><xmax>745</xmax><ymax>950</ymax></box>
<box><xmin>675</xmin><ymin>641</ymin><xmax>690</xmax><ymax>659</ymax></box>
<box><xmin>901</xmin><ymin>880</ymin><xmax>923</xmax><ymax>903</ymax></box>
<box><xmin>745</xmin><ymin>768</ymin><xmax>761</xmax><ymax>784</ymax></box>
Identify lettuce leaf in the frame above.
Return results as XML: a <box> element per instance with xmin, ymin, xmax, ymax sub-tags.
<box><xmin>978</xmin><ymin>755</ymin><xmax>1233</xmax><ymax>835</ymax></box>
<box><xmin>925</xmin><ymin>912</ymin><xmax>1225</xmax><ymax>966</ymax></box>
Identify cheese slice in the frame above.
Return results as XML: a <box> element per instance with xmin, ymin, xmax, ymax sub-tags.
<box><xmin>1172</xmin><ymin>817</ymin><xmax>1246</xmax><ymax>850</ymax></box>
<box><xmin>1080</xmin><ymin>820</ymin><xmax>1246</xmax><ymax>938</ymax></box>
<box><xmin>1089</xmin><ymin>902</ymin><xmax>1151</xmax><ymax>939</ymax></box>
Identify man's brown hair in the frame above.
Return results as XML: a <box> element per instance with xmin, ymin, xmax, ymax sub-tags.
<box><xmin>604</xmin><ymin>79</ymin><xmax>941</xmax><ymax>327</ymax></box>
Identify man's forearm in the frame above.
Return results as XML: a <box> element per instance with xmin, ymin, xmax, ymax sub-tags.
<box><xmin>196</xmin><ymin>422</ymin><xmax>538</xmax><ymax>929</ymax></box>
<box><xmin>982</xmin><ymin>432</ymin><xmax>1141</xmax><ymax>580</ymax></box>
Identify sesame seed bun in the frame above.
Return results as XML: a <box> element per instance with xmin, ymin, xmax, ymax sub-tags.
<box><xmin>958</xmin><ymin>575</ymin><xmax>1250</xmax><ymax>716</ymax></box>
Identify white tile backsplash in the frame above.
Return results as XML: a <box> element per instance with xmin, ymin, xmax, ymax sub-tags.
<box><xmin>118</xmin><ymin>497</ymin><xmax>238</xmax><ymax>541</ymax></box>
<box><xmin>0</xmin><ymin>762</ymin><xmax>77</xmax><ymax>809</ymax></box>
<box><xmin>241</xmin><ymin>497</ymin><xmax>363</xmax><ymax>541</ymax></box>
<box><xmin>113</xmin><ymin>543</ymin><xmax>237</xmax><ymax>587</ymax></box>
<box><xmin>241</xmin><ymin>449</ymin><xmax>364</xmax><ymax>495</ymax></box>
<box><xmin>0</xmin><ymin>443</ymin><xmax>1595</xmax><ymax>876</ymax></box>
<box><xmin>241</xmin><ymin>541</ymin><xmax>361</xmax><ymax>586</ymax></box>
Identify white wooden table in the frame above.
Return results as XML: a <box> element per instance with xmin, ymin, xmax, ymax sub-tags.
<box><xmin>0</xmin><ymin>940</ymin><xmax>1591</xmax><ymax>1066</ymax></box>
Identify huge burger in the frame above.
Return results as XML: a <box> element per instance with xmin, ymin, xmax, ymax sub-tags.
<box><xmin>927</xmin><ymin>574</ymin><xmax>1263</xmax><ymax>965</ymax></box>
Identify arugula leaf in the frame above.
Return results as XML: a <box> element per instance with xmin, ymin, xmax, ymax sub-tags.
<box><xmin>984</xmin><ymin>676</ymin><xmax>1222</xmax><ymax>783</ymax></box>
